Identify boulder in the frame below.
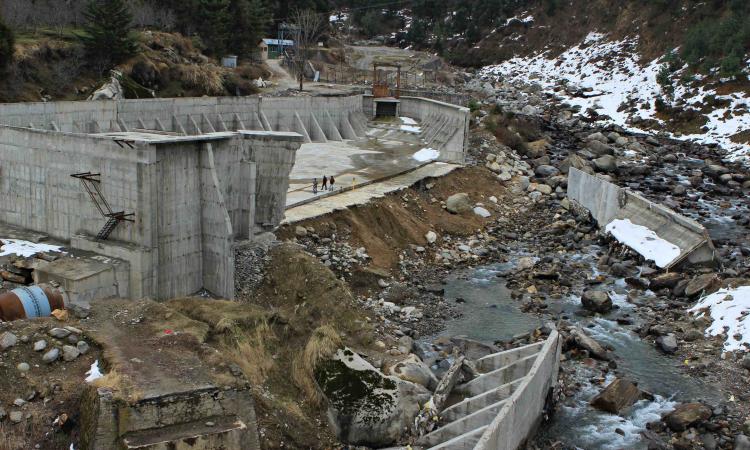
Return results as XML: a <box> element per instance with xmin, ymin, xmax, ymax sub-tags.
<box><xmin>685</xmin><ymin>273</ymin><xmax>719</xmax><ymax>297</ymax></box>
<box><xmin>587</xmin><ymin>132</ymin><xmax>609</xmax><ymax>143</ymax></box>
<box><xmin>649</xmin><ymin>272</ymin><xmax>684</xmax><ymax>290</ymax></box>
<box><xmin>295</xmin><ymin>226</ymin><xmax>308</xmax><ymax>237</ymax></box>
<box><xmin>525</xmin><ymin>140</ymin><xmax>549</xmax><ymax>158</ymax></box>
<box><xmin>534</xmin><ymin>164</ymin><xmax>560</xmax><ymax>178</ymax></box>
<box><xmin>559</xmin><ymin>154</ymin><xmax>589</xmax><ymax>174</ymax></box>
<box><xmin>663</xmin><ymin>403</ymin><xmax>712</xmax><ymax>431</ymax></box>
<box><xmin>581</xmin><ymin>290</ymin><xmax>613</xmax><ymax>313</ymax></box>
<box><xmin>590</xmin><ymin>378</ymin><xmax>642</xmax><ymax>414</ymax></box>
<box><xmin>316</xmin><ymin>348</ymin><xmax>430</xmax><ymax>447</ymax></box>
<box><xmin>593</xmin><ymin>155</ymin><xmax>617</xmax><ymax>173</ymax></box>
<box><xmin>587</xmin><ymin>140</ymin><xmax>613</xmax><ymax>156</ymax></box>
<box><xmin>656</xmin><ymin>334</ymin><xmax>678</xmax><ymax>354</ymax></box>
<box><xmin>446</xmin><ymin>193</ymin><xmax>472</xmax><ymax>214</ymax></box>
<box><xmin>425</xmin><ymin>231</ymin><xmax>438</xmax><ymax>244</ymax></box>
<box><xmin>386</xmin><ymin>354</ymin><xmax>439</xmax><ymax>390</ymax></box>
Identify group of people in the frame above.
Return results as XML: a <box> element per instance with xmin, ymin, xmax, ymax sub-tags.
<box><xmin>312</xmin><ymin>175</ymin><xmax>335</xmax><ymax>194</ymax></box>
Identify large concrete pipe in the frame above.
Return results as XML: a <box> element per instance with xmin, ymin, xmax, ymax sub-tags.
<box><xmin>0</xmin><ymin>285</ymin><xmax>65</xmax><ymax>321</ymax></box>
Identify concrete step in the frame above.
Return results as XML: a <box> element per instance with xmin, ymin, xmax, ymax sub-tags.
<box><xmin>456</xmin><ymin>353</ymin><xmax>537</xmax><ymax>397</ymax></box>
<box><xmin>122</xmin><ymin>415</ymin><xmax>246</xmax><ymax>450</ymax></box>
<box><xmin>427</xmin><ymin>425</ymin><xmax>488</xmax><ymax>450</ymax></box>
<box><xmin>420</xmin><ymin>399</ymin><xmax>507</xmax><ymax>447</ymax></box>
<box><xmin>475</xmin><ymin>341</ymin><xmax>543</xmax><ymax>372</ymax></box>
<box><xmin>441</xmin><ymin>378</ymin><xmax>524</xmax><ymax>422</ymax></box>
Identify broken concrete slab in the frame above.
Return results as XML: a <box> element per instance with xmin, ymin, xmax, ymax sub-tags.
<box><xmin>567</xmin><ymin>168</ymin><xmax>718</xmax><ymax>268</ymax></box>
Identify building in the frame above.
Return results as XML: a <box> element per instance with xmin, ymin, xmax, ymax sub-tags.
<box><xmin>261</xmin><ymin>38</ymin><xmax>294</xmax><ymax>59</ymax></box>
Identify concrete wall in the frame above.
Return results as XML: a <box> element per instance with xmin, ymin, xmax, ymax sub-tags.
<box><xmin>475</xmin><ymin>331</ymin><xmax>561</xmax><ymax>450</ymax></box>
<box><xmin>567</xmin><ymin>168</ymin><xmax>718</xmax><ymax>268</ymax></box>
<box><xmin>0</xmin><ymin>123</ymin><xmax>301</xmax><ymax>300</ymax></box>
<box><xmin>0</xmin><ymin>101</ymin><xmax>117</xmax><ymax>133</ymax></box>
<box><xmin>384</xmin><ymin>96</ymin><xmax>469</xmax><ymax>164</ymax></box>
<box><xmin>0</xmin><ymin>126</ymin><xmax>150</xmax><ymax>243</ymax></box>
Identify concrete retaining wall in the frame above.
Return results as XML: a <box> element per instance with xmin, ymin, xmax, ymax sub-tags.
<box><xmin>474</xmin><ymin>331</ymin><xmax>561</xmax><ymax>450</ymax></box>
<box><xmin>0</xmin><ymin>124</ymin><xmax>301</xmax><ymax>300</ymax></box>
<box><xmin>567</xmin><ymin>168</ymin><xmax>718</xmax><ymax>268</ymax></box>
<box><xmin>395</xmin><ymin>96</ymin><xmax>469</xmax><ymax>164</ymax></box>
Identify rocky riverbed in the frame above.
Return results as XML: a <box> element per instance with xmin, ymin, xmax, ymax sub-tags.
<box><xmin>279</xmin><ymin>83</ymin><xmax>750</xmax><ymax>449</ymax></box>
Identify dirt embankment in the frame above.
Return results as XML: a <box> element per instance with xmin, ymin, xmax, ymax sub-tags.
<box><xmin>278</xmin><ymin>166</ymin><xmax>502</xmax><ymax>274</ymax></box>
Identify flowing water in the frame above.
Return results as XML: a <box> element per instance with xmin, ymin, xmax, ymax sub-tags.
<box><xmin>434</xmin><ymin>251</ymin><xmax>720</xmax><ymax>449</ymax></box>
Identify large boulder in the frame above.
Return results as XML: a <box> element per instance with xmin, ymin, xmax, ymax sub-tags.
<box><xmin>316</xmin><ymin>348</ymin><xmax>430</xmax><ymax>447</ymax></box>
<box><xmin>386</xmin><ymin>354</ymin><xmax>439</xmax><ymax>390</ymax></box>
<box><xmin>559</xmin><ymin>154</ymin><xmax>589</xmax><ymax>174</ymax></box>
<box><xmin>656</xmin><ymin>334</ymin><xmax>678</xmax><ymax>354</ymax></box>
<box><xmin>649</xmin><ymin>272</ymin><xmax>684</xmax><ymax>290</ymax></box>
<box><xmin>593</xmin><ymin>155</ymin><xmax>617</xmax><ymax>173</ymax></box>
<box><xmin>587</xmin><ymin>139</ymin><xmax>613</xmax><ymax>156</ymax></box>
<box><xmin>590</xmin><ymin>378</ymin><xmax>642</xmax><ymax>414</ymax></box>
<box><xmin>662</xmin><ymin>403</ymin><xmax>712</xmax><ymax>431</ymax></box>
<box><xmin>534</xmin><ymin>164</ymin><xmax>560</xmax><ymax>178</ymax></box>
<box><xmin>581</xmin><ymin>290</ymin><xmax>613</xmax><ymax>313</ymax></box>
<box><xmin>685</xmin><ymin>273</ymin><xmax>720</xmax><ymax>298</ymax></box>
<box><xmin>445</xmin><ymin>193</ymin><xmax>472</xmax><ymax>214</ymax></box>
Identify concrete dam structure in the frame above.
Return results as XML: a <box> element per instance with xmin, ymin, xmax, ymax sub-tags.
<box><xmin>0</xmin><ymin>94</ymin><xmax>469</xmax><ymax>302</ymax></box>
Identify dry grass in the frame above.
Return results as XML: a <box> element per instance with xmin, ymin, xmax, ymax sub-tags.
<box><xmin>292</xmin><ymin>325</ymin><xmax>342</xmax><ymax>406</ymax></box>
<box><xmin>175</xmin><ymin>63</ymin><xmax>226</xmax><ymax>95</ymax></box>
<box><xmin>228</xmin><ymin>320</ymin><xmax>277</xmax><ymax>385</ymax></box>
<box><xmin>92</xmin><ymin>369</ymin><xmax>143</xmax><ymax>403</ymax></box>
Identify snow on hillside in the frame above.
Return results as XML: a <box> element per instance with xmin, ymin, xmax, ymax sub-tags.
<box><xmin>479</xmin><ymin>32</ymin><xmax>750</xmax><ymax>161</ymax></box>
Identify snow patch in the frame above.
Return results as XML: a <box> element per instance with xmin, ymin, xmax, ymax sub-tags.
<box><xmin>604</xmin><ymin>219</ymin><xmax>681</xmax><ymax>268</ymax></box>
<box><xmin>412</xmin><ymin>148</ymin><xmax>440</xmax><ymax>162</ymax></box>
<box><xmin>85</xmin><ymin>360</ymin><xmax>104</xmax><ymax>383</ymax></box>
<box><xmin>399</xmin><ymin>116</ymin><xmax>422</xmax><ymax>133</ymax></box>
<box><xmin>689</xmin><ymin>286</ymin><xmax>750</xmax><ymax>352</ymax></box>
<box><xmin>0</xmin><ymin>239</ymin><xmax>64</xmax><ymax>257</ymax></box>
<box><xmin>478</xmin><ymin>32</ymin><xmax>750</xmax><ymax>160</ymax></box>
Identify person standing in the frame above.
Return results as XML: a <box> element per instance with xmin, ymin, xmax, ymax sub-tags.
<box><xmin>322</xmin><ymin>175</ymin><xmax>328</xmax><ymax>191</ymax></box>
<box><xmin>329</xmin><ymin>175</ymin><xmax>336</xmax><ymax>191</ymax></box>
<box><xmin>312</xmin><ymin>178</ymin><xmax>318</xmax><ymax>194</ymax></box>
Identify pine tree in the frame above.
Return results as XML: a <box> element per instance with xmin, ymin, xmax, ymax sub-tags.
<box><xmin>0</xmin><ymin>15</ymin><xmax>14</xmax><ymax>71</ymax></box>
<box><xmin>196</xmin><ymin>0</ymin><xmax>230</xmax><ymax>55</ymax></box>
<box><xmin>226</xmin><ymin>0</ymin><xmax>270</xmax><ymax>57</ymax></box>
<box><xmin>80</xmin><ymin>0</ymin><xmax>138</xmax><ymax>73</ymax></box>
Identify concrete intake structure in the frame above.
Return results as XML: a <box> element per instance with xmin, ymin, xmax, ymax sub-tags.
<box><xmin>418</xmin><ymin>331</ymin><xmax>562</xmax><ymax>449</ymax></box>
<box><xmin>0</xmin><ymin>95</ymin><xmax>470</xmax><ymax>301</ymax></box>
<box><xmin>567</xmin><ymin>168</ymin><xmax>718</xmax><ymax>268</ymax></box>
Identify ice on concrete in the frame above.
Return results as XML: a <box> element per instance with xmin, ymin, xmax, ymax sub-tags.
<box><xmin>689</xmin><ymin>286</ymin><xmax>750</xmax><ymax>352</ymax></box>
<box><xmin>400</xmin><ymin>116</ymin><xmax>422</xmax><ymax>133</ymax></box>
<box><xmin>85</xmin><ymin>360</ymin><xmax>104</xmax><ymax>382</ymax></box>
<box><xmin>604</xmin><ymin>219</ymin><xmax>681</xmax><ymax>268</ymax></box>
<box><xmin>412</xmin><ymin>148</ymin><xmax>440</xmax><ymax>162</ymax></box>
<box><xmin>0</xmin><ymin>239</ymin><xmax>64</xmax><ymax>257</ymax></box>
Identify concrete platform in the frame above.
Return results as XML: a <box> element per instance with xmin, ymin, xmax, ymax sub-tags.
<box><xmin>286</xmin><ymin>125</ymin><xmax>428</xmax><ymax>206</ymax></box>
<box><xmin>80</xmin><ymin>299</ymin><xmax>260</xmax><ymax>450</ymax></box>
<box><xmin>282</xmin><ymin>162</ymin><xmax>462</xmax><ymax>224</ymax></box>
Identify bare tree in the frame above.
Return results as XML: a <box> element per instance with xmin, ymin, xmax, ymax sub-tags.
<box><xmin>290</xmin><ymin>9</ymin><xmax>324</xmax><ymax>91</ymax></box>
